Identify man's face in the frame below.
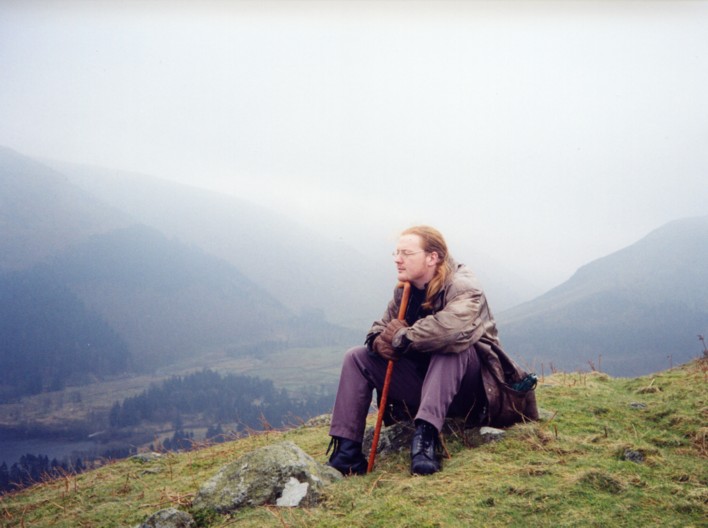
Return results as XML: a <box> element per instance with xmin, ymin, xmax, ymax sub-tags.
<box><xmin>393</xmin><ymin>234</ymin><xmax>438</xmax><ymax>288</ymax></box>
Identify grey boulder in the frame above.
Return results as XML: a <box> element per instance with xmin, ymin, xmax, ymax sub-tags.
<box><xmin>192</xmin><ymin>441</ymin><xmax>341</xmax><ymax>514</ymax></box>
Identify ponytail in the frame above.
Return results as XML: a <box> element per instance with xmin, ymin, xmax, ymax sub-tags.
<box><xmin>401</xmin><ymin>226</ymin><xmax>453</xmax><ymax>309</ymax></box>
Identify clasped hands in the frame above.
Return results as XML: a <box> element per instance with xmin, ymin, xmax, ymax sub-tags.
<box><xmin>373</xmin><ymin>319</ymin><xmax>408</xmax><ymax>361</ymax></box>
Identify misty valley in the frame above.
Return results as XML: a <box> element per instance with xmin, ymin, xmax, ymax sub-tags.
<box><xmin>0</xmin><ymin>345</ymin><xmax>346</xmax><ymax>493</ymax></box>
<box><xmin>1</xmin><ymin>146</ymin><xmax>707</xmax><ymax>494</ymax></box>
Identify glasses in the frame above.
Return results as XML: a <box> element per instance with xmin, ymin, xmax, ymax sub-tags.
<box><xmin>392</xmin><ymin>249</ymin><xmax>425</xmax><ymax>259</ymax></box>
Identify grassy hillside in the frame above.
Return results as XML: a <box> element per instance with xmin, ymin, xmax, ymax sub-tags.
<box><xmin>1</xmin><ymin>358</ymin><xmax>705</xmax><ymax>527</ymax></box>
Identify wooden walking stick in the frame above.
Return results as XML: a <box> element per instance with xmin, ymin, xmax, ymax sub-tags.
<box><xmin>367</xmin><ymin>281</ymin><xmax>411</xmax><ymax>473</ymax></box>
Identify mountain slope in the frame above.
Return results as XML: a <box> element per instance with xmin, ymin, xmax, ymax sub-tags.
<box><xmin>1</xmin><ymin>148</ymin><xmax>358</xmax><ymax>383</ymax></box>
<box><xmin>1</xmin><ymin>359</ymin><xmax>706</xmax><ymax>527</ymax></box>
<box><xmin>0</xmin><ymin>223</ymin><xmax>308</xmax><ymax>398</ymax></box>
<box><xmin>47</xmin><ymin>160</ymin><xmax>392</xmax><ymax>327</ymax></box>
<box><xmin>498</xmin><ymin>216</ymin><xmax>708</xmax><ymax>376</ymax></box>
<box><xmin>48</xmin><ymin>224</ymin><xmax>296</xmax><ymax>367</ymax></box>
<box><xmin>0</xmin><ymin>268</ymin><xmax>131</xmax><ymax>400</ymax></box>
<box><xmin>0</xmin><ymin>146</ymin><xmax>132</xmax><ymax>272</ymax></box>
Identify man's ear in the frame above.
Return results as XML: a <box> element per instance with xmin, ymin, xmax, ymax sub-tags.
<box><xmin>427</xmin><ymin>251</ymin><xmax>440</xmax><ymax>265</ymax></box>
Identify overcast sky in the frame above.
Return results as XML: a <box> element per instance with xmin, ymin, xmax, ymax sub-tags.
<box><xmin>1</xmin><ymin>0</ymin><xmax>707</xmax><ymax>292</ymax></box>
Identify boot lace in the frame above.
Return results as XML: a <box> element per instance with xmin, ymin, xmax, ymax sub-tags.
<box><xmin>326</xmin><ymin>436</ymin><xmax>340</xmax><ymax>456</ymax></box>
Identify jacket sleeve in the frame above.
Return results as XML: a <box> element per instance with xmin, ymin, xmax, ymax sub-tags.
<box><xmin>404</xmin><ymin>289</ymin><xmax>480</xmax><ymax>354</ymax></box>
<box><xmin>402</xmin><ymin>282</ymin><xmax>495</xmax><ymax>354</ymax></box>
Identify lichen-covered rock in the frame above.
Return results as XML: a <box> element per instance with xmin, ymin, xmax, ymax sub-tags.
<box><xmin>192</xmin><ymin>441</ymin><xmax>341</xmax><ymax>514</ymax></box>
<box><xmin>131</xmin><ymin>452</ymin><xmax>163</xmax><ymax>464</ymax></box>
<box><xmin>362</xmin><ymin>419</ymin><xmax>509</xmax><ymax>458</ymax></box>
<box><xmin>465</xmin><ymin>426</ymin><xmax>506</xmax><ymax>447</ymax></box>
<box><xmin>134</xmin><ymin>507</ymin><xmax>195</xmax><ymax>528</ymax></box>
<box><xmin>301</xmin><ymin>414</ymin><xmax>332</xmax><ymax>428</ymax></box>
<box><xmin>362</xmin><ymin>421</ymin><xmax>416</xmax><ymax>456</ymax></box>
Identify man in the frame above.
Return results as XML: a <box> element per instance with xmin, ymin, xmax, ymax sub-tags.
<box><xmin>327</xmin><ymin>225</ymin><xmax>506</xmax><ymax>476</ymax></box>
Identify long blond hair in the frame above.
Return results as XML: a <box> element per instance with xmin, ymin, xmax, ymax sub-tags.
<box><xmin>401</xmin><ymin>225</ymin><xmax>454</xmax><ymax>309</ymax></box>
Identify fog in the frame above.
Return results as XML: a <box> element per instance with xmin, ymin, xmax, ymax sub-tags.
<box><xmin>1</xmin><ymin>1</ymin><xmax>707</xmax><ymax>293</ymax></box>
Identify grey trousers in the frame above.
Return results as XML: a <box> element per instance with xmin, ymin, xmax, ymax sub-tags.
<box><xmin>329</xmin><ymin>345</ymin><xmax>484</xmax><ymax>442</ymax></box>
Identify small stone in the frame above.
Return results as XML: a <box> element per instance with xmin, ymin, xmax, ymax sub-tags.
<box><xmin>131</xmin><ymin>452</ymin><xmax>163</xmax><ymax>463</ymax></box>
<box><xmin>623</xmin><ymin>449</ymin><xmax>645</xmax><ymax>463</ymax></box>
<box><xmin>480</xmin><ymin>426</ymin><xmax>506</xmax><ymax>440</ymax></box>
<box><xmin>302</xmin><ymin>414</ymin><xmax>332</xmax><ymax>428</ymax></box>
<box><xmin>465</xmin><ymin>426</ymin><xmax>506</xmax><ymax>447</ymax></box>
<box><xmin>362</xmin><ymin>421</ymin><xmax>416</xmax><ymax>456</ymax></box>
<box><xmin>628</xmin><ymin>402</ymin><xmax>647</xmax><ymax>409</ymax></box>
<box><xmin>136</xmin><ymin>507</ymin><xmax>195</xmax><ymax>528</ymax></box>
<box><xmin>537</xmin><ymin>408</ymin><xmax>555</xmax><ymax>421</ymax></box>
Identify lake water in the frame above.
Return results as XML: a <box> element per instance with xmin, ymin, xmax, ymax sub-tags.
<box><xmin>0</xmin><ymin>438</ymin><xmax>98</xmax><ymax>466</ymax></box>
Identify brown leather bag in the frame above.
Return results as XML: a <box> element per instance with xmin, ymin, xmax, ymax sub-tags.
<box><xmin>474</xmin><ymin>338</ymin><xmax>539</xmax><ymax>427</ymax></box>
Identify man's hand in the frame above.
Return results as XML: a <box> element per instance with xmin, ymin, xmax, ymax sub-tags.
<box><xmin>380</xmin><ymin>319</ymin><xmax>407</xmax><ymax>345</ymax></box>
<box><xmin>373</xmin><ymin>335</ymin><xmax>399</xmax><ymax>361</ymax></box>
<box><xmin>373</xmin><ymin>319</ymin><xmax>409</xmax><ymax>361</ymax></box>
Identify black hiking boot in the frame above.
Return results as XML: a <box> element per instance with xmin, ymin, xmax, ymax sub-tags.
<box><xmin>326</xmin><ymin>436</ymin><xmax>367</xmax><ymax>476</ymax></box>
<box><xmin>410</xmin><ymin>420</ymin><xmax>441</xmax><ymax>475</ymax></box>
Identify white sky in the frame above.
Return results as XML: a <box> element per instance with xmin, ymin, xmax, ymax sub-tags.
<box><xmin>1</xmin><ymin>0</ymin><xmax>707</xmax><ymax>291</ymax></box>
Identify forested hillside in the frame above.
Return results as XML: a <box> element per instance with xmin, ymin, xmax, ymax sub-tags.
<box><xmin>0</xmin><ymin>368</ymin><xmax>333</xmax><ymax>494</ymax></box>
<box><xmin>107</xmin><ymin>368</ymin><xmax>331</xmax><ymax>431</ymax></box>
<box><xmin>47</xmin><ymin>224</ymin><xmax>296</xmax><ymax>367</ymax></box>
<box><xmin>0</xmin><ymin>223</ymin><xmax>288</xmax><ymax>398</ymax></box>
<box><xmin>0</xmin><ymin>222</ymin><xmax>359</xmax><ymax>399</ymax></box>
<box><xmin>0</xmin><ymin>144</ymin><xmax>362</xmax><ymax>398</ymax></box>
<box><xmin>0</xmin><ymin>147</ymin><xmax>361</xmax><ymax>475</ymax></box>
<box><xmin>0</xmin><ymin>269</ymin><xmax>130</xmax><ymax>400</ymax></box>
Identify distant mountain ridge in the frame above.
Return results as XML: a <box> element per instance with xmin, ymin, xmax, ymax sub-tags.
<box><xmin>0</xmin><ymin>148</ymin><xmax>359</xmax><ymax>398</ymax></box>
<box><xmin>50</xmin><ymin>224</ymin><xmax>294</xmax><ymax>365</ymax></box>
<box><xmin>46</xmin><ymin>159</ymin><xmax>391</xmax><ymax>327</ymax></box>
<box><xmin>0</xmin><ymin>146</ymin><xmax>132</xmax><ymax>271</ymax></box>
<box><xmin>0</xmin><ymin>223</ymin><xmax>296</xmax><ymax>398</ymax></box>
<box><xmin>498</xmin><ymin>215</ymin><xmax>708</xmax><ymax>376</ymax></box>
<box><xmin>3</xmin><ymin>144</ymin><xmax>706</xmax><ymax>383</ymax></box>
<box><xmin>42</xmin><ymin>154</ymin><xmax>541</xmax><ymax>319</ymax></box>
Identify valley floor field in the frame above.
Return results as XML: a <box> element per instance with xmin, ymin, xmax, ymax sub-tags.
<box><xmin>0</xmin><ymin>345</ymin><xmax>345</xmax><ymax>466</ymax></box>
